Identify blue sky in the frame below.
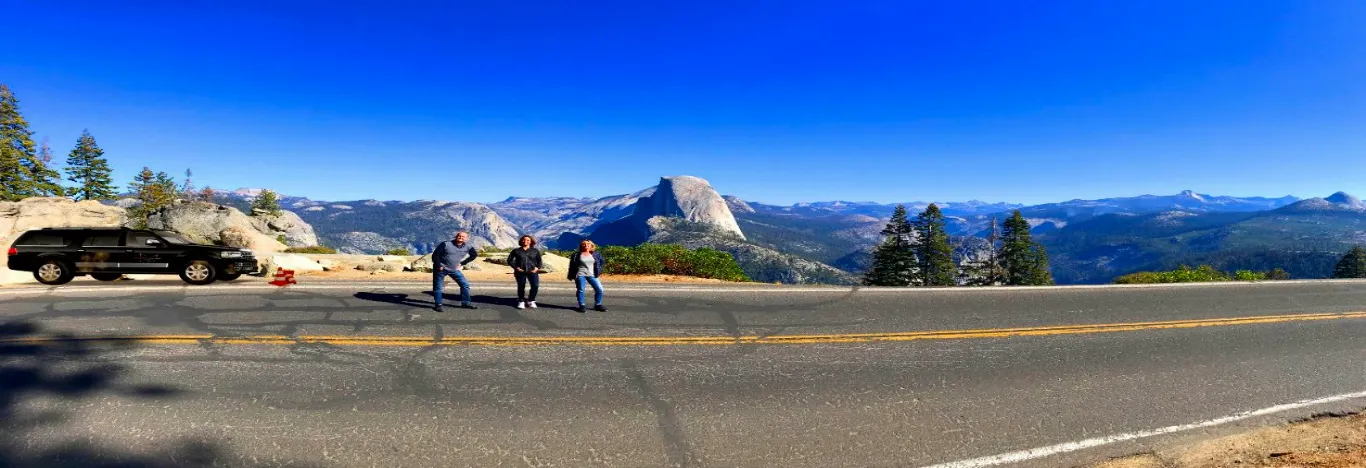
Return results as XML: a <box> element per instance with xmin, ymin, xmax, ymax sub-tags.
<box><xmin>4</xmin><ymin>1</ymin><xmax>1364</xmax><ymax>205</ymax></box>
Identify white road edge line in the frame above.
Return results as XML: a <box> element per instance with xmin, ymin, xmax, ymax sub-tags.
<box><xmin>920</xmin><ymin>390</ymin><xmax>1366</xmax><ymax>468</ymax></box>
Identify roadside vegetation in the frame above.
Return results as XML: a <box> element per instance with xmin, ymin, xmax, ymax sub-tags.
<box><xmin>864</xmin><ymin>206</ymin><xmax>1053</xmax><ymax>287</ymax></box>
<box><xmin>1333</xmin><ymin>246</ymin><xmax>1366</xmax><ymax>278</ymax></box>
<box><xmin>284</xmin><ymin>246</ymin><xmax>337</xmax><ymax>254</ymax></box>
<box><xmin>1114</xmin><ymin>265</ymin><xmax>1290</xmax><ymax>284</ymax></box>
<box><xmin>552</xmin><ymin>244</ymin><xmax>750</xmax><ymax>282</ymax></box>
<box><xmin>383</xmin><ymin>248</ymin><xmax>413</xmax><ymax>256</ymax></box>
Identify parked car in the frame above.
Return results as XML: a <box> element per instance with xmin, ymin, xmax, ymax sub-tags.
<box><xmin>6</xmin><ymin>227</ymin><xmax>258</xmax><ymax>285</ymax></box>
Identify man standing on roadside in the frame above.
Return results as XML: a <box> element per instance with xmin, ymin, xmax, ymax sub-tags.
<box><xmin>432</xmin><ymin>231</ymin><xmax>479</xmax><ymax>312</ymax></box>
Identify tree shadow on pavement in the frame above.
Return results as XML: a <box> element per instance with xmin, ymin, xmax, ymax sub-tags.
<box><xmin>353</xmin><ymin>291</ymin><xmax>434</xmax><ymax>309</ymax></box>
<box><xmin>0</xmin><ymin>320</ymin><xmax>312</xmax><ymax>467</ymax></box>
<box><xmin>466</xmin><ymin>295</ymin><xmax>579</xmax><ymax>312</ymax></box>
<box><xmin>363</xmin><ymin>291</ymin><xmax>580</xmax><ymax>312</ymax></box>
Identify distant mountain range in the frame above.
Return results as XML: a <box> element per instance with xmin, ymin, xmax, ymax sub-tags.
<box><xmin>211</xmin><ymin>183</ymin><xmax>1366</xmax><ymax>284</ymax></box>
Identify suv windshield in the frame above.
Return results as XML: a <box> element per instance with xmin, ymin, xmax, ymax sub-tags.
<box><xmin>154</xmin><ymin>231</ymin><xmax>193</xmax><ymax>245</ymax></box>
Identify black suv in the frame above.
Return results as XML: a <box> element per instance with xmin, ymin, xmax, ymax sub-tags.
<box><xmin>6</xmin><ymin>227</ymin><xmax>258</xmax><ymax>286</ymax></box>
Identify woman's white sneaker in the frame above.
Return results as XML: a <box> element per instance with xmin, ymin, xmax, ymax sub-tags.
<box><xmin>528</xmin><ymin>301</ymin><xmax>538</xmax><ymax>309</ymax></box>
<box><xmin>516</xmin><ymin>302</ymin><xmax>526</xmax><ymax>309</ymax></box>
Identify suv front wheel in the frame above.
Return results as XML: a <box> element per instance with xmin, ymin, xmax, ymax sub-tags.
<box><xmin>179</xmin><ymin>260</ymin><xmax>218</xmax><ymax>285</ymax></box>
<box><xmin>34</xmin><ymin>259</ymin><xmax>75</xmax><ymax>286</ymax></box>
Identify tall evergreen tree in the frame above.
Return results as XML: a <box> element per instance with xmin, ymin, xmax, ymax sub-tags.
<box><xmin>0</xmin><ymin>84</ymin><xmax>63</xmax><ymax>200</ymax></box>
<box><xmin>37</xmin><ymin>138</ymin><xmax>64</xmax><ymax>198</ymax></box>
<box><xmin>251</xmin><ymin>189</ymin><xmax>282</xmax><ymax>216</ymax></box>
<box><xmin>64</xmin><ymin>130</ymin><xmax>117</xmax><ymax>201</ymax></box>
<box><xmin>863</xmin><ymin>204</ymin><xmax>917</xmax><ymax>286</ymax></box>
<box><xmin>914</xmin><ymin>204</ymin><xmax>957</xmax><ymax>286</ymax></box>
<box><xmin>1333</xmin><ymin>246</ymin><xmax>1366</xmax><ymax>279</ymax></box>
<box><xmin>982</xmin><ymin>217</ymin><xmax>1004</xmax><ymax>285</ymax></box>
<box><xmin>154</xmin><ymin>171</ymin><xmax>177</xmax><ymax>199</ymax></box>
<box><xmin>38</xmin><ymin>138</ymin><xmax>53</xmax><ymax>166</ymax></box>
<box><xmin>999</xmin><ymin>210</ymin><xmax>1055</xmax><ymax>286</ymax></box>
<box><xmin>127</xmin><ymin>167</ymin><xmax>175</xmax><ymax>229</ymax></box>
<box><xmin>1027</xmin><ymin>244</ymin><xmax>1055</xmax><ymax>285</ymax></box>
<box><xmin>180</xmin><ymin>168</ymin><xmax>195</xmax><ymax>198</ymax></box>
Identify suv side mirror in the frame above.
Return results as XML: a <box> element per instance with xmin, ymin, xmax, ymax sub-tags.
<box><xmin>145</xmin><ymin>238</ymin><xmax>164</xmax><ymax>247</ymax></box>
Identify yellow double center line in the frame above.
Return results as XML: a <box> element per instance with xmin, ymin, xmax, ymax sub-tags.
<box><xmin>3</xmin><ymin>311</ymin><xmax>1364</xmax><ymax>347</ymax></box>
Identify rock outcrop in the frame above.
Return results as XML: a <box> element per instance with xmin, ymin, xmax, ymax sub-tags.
<box><xmin>218</xmin><ymin>226</ymin><xmax>287</xmax><ymax>255</ymax></box>
<box><xmin>570</xmin><ymin>176</ymin><xmax>746</xmax><ymax>248</ymax></box>
<box><xmin>490</xmin><ymin>191</ymin><xmax>650</xmax><ymax>240</ymax></box>
<box><xmin>147</xmin><ymin>201</ymin><xmax>319</xmax><ymax>254</ymax></box>
<box><xmin>252</xmin><ymin>209</ymin><xmax>320</xmax><ymax>247</ymax></box>
<box><xmin>1</xmin><ymin>198</ymin><xmax>128</xmax><ymax>284</ymax></box>
<box><xmin>723</xmin><ymin>195</ymin><xmax>756</xmax><ymax>214</ymax></box>
<box><xmin>290</xmin><ymin>200</ymin><xmax>521</xmax><ymax>254</ymax></box>
<box><xmin>638</xmin><ymin>176</ymin><xmax>744</xmax><ymax>238</ymax></box>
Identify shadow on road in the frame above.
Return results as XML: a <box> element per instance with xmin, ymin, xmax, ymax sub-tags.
<box><xmin>360</xmin><ymin>290</ymin><xmax>581</xmax><ymax>312</ymax></box>
<box><xmin>467</xmin><ymin>294</ymin><xmax>579</xmax><ymax>312</ymax></box>
<box><xmin>353</xmin><ymin>291</ymin><xmax>433</xmax><ymax>309</ymax></box>
<box><xmin>0</xmin><ymin>320</ymin><xmax>308</xmax><ymax>467</ymax></box>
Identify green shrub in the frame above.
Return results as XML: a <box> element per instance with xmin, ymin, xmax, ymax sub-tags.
<box><xmin>276</xmin><ymin>234</ymin><xmax>287</xmax><ymax>244</ymax></box>
<box><xmin>384</xmin><ymin>248</ymin><xmax>413</xmax><ymax>256</ymax></box>
<box><xmin>284</xmin><ymin>246</ymin><xmax>337</xmax><ymax>254</ymax></box>
<box><xmin>1115</xmin><ymin>264</ymin><xmax>1288</xmax><ymax>284</ymax></box>
<box><xmin>567</xmin><ymin>243</ymin><xmax>751</xmax><ymax>282</ymax></box>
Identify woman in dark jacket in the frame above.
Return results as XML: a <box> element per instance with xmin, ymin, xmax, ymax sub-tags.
<box><xmin>566</xmin><ymin>239</ymin><xmax>607</xmax><ymax>313</ymax></box>
<box><xmin>507</xmin><ymin>235</ymin><xmax>543</xmax><ymax>309</ymax></box>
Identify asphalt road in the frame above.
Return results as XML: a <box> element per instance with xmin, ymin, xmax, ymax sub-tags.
<box><xmin>1</xmin><ymin>279</ymin><xmax>1364</xmax><ymax>467</ymax></box>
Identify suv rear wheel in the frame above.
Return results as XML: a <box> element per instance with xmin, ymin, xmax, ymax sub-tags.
<box><xmin>179</xmin><ymin>260</ymin><xmax>217</xmax><ymax>285</ymax></box>
<box><xmin>91</xmin><ymin>273</ymin><xmax>123</xmax><ymax>282</ymax></box>
<box><xmin>34</xmin><ymin>259</ymin><xmax>75</xmax><ymax>285</ymax></box>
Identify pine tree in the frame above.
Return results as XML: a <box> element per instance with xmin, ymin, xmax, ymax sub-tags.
<box><xmin>1028</xmin><ymin>244</ymin><xmax>1055</xmax><ymax>285</ymax></box>
<box><xmin>0</xmin><ymin>84</ymin><xmax>63</xmax><ymax>200</ymax></box>
<box><xmin>251</xmin><ymin>189</ymin><xmax>281</xmax><ymax>216</ymax></box>
<box><xmin>127</xmin><ymin>167</ymin><xmax>175</xmax><ymax>229</ymax></box>
<box><xmin>999</xmin><ymin>210</ymin><xmax>1055</xmax><ymax>286</ymax></box>
<box><xmin>982</xmin><ymin>217</ymin><xmax>1004</xmax><ymax>285</ymax></box>
<box><xmin>914</xmin><ymin>204</ymin><xmax>957</xmax><ymax>286</ymax></box>
<box><xmin>37</xmin><ymin>138</ymin><xmax>64</xmax><ymax>198</ymax></box>
<box><xmin>155</xmin><ymin>171</ymin><xmax>177</xmax><ymax>198</ymax></box>
<box><xmin>180</xmin><ymin>168</ymin><xmax>195</xmax><ymax>199</ymax></box>
<box><xmin>64</xmin><ymin>130</ymin><xmax>117</xmax><ymax>201</ymax></box>
<box><xmin>1332</xmin><ymin>246</ymin><xmax>1366</xmax><ymax>279</ymax></box>
<box><xmin>863</xmin><ymin>205</ymin><xmax>917</xmax><ymax>286</ymax></box>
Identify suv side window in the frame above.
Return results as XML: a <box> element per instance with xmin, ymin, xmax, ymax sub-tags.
<box><xmin>81</xmin><ymin>233</ymin><xmax>122</xmax><ymax>247</ymax></box>
<box><xmin>15</xmin><ymin>232</ymin><xmax>70</xmax><ymax>246</ymax></box>
<box><xmin>126</xmin><ymin>231</ymin><xmax>161</xmax><ymax>248</ymax></box>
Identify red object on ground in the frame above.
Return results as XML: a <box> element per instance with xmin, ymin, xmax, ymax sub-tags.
<box><xmin>269</xmin><ymin>267</ymin><xmax>297</xmax><ymax>287</ymax></box>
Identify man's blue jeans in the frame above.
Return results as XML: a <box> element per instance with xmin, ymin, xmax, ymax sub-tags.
<box><xmin>434</xmin><ymin>269</ymin><xmax>471</xmax><ymax>306</ymax></box>
<box><xmin>575</xmin><ymin>275</ymin><xmax>603</xmax><ymax>306</ymax></box>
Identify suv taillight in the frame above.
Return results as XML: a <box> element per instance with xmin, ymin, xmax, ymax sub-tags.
<box><xmin>6</xmin><ymin>247</ymin><xmax>16</xmax><ymax>256</ymax></box>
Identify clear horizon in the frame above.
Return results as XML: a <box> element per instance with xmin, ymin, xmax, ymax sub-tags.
<box><xmin>5</xmin><ymin>1</ymin><xmax>1365</xmax><ymax>205</ymax></box>
<box><xmin>221</xmin><ymin>181</ymin><xmax>1326</xmax><ymax>208</ymax></box>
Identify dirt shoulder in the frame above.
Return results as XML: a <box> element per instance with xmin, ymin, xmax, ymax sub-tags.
<box><xmin>1094</xmin><ymin>412</ymin><xmax>1366</xmax><ymax>468</ymax></box>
